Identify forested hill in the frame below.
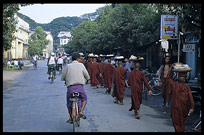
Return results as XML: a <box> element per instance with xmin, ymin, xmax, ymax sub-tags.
<box><xmin>16</xmin><ymin>6</ymin><xmax>105</xmax><ymax>45</ymax></box>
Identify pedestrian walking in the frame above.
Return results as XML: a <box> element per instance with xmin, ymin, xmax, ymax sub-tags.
<box><xmin>104</xmin><ymin>57</ymin><xmax>114</xmax><ymax>94</ymax></box>
<box><xmin>158</xmin><ymin>56</ymin><xmax>172</xmax><ymax>107</ymax></box>
<box><xmin>167</xmin><ymin>63</ymin><xmax>194</xmax><ymax>132</ymax></box>
<box><xmin>123</xmin><ymin>58</ymin><xmax>131</xmax><ymax>87</ymax></box>
<box><xmin>112</xmin><ymin>56</ymin><xmax>126</xmax><ymax>105</ymax></box>
<box><xmin>87</xmin><ymin>54</ymin><xmax>93</xmax><ymax>84</ymax></box>
<box><xmin>91</xmin><ymin>57</ymin><xmax>100</xmax><ymax>89</ymax></box>
<box><xmin>99</xmin><ymin>55</ymin><xmax>106</xmax><ymax>88</ymax></box>
<box><xmin>128</xmin><ymin>58</ymin><xmax>152</xmax><ymax>119</ymax></box>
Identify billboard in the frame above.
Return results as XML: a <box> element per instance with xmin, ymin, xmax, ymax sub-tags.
<box><xmin>160</xmin><ymin>15</ymin><xmax>178</xmax><ymax>39</ymax></box>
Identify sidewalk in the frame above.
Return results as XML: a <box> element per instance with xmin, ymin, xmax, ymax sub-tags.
<box><xmin>3</xmin><ymin>60</ymin><xmax>34</xmax><ymax>91</ymax></box>
<box><xmin>3</xmin><ymin>61</ymin><xmax>32</xmax><ymax>81</ymax></box>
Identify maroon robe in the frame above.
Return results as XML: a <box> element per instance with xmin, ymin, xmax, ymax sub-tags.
<box><xmin>104</xmin><ymin>63</ymin><xmax>113</xmax><ymax>92</ymax></box>
<box><xmin>167</xmin><ymin>70</ymin><xmax>194</xmax><ymax>132</ymax></box>
<box><xmin>128</xmin><ymin>69</ymin><xmax>151</xmax><ymax>111</ymax></box>
<box><xmin>112</xmin><ymin>67</ymin><xmax>126</xmax><ymax>103</ymax></box>
<box><xmin>99</xmin><ymin>61</ymin><xmax>106</xmax><ymax>86</ymax></box>
<box><xmin>91</xmin><ymin>62</ymin><xmax>100</xmax><ymax>86</ymax></box>
<box><xmin>87</xmin><ymin>61</ymin><xmax>93</xmax><ymax>83</ymax></box>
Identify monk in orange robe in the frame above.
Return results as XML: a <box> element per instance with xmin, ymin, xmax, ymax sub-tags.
<box><xmin>91</xmin><ymin>58</ymin><xmax>100</xmax><ymax>88</ymax></box>
<box><xmin>99</xmin><ymin>57</ymin><xmax>106</xmax><ymax>87</ymax></box>
<box><xmin>166</xmin><ymin>64</ymin><xmax>194</xmax><ymax>132</ymax></box>
<box><xmin>112</xmin><ymin>60</ymin><xmax>126</xmax><ymax>105</ymax></box>
<box><xmin>86</xmin><ymin>58</ymin><xmax>93</xmax><ymax>83</ymax></box>
<box><xmin>128</xmin><ymin>62</ymin><xmax>152</xmax><ymax>119</ymax></box>
<box><xmin>104</xmin><ymin>58</ymin><xmax>113</xmax><ymax>94</ymax></box>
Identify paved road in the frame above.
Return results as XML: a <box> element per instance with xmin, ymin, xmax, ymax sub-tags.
<box><xmin>3</xmin><ymin>61</ymin><xmax>175</xmax><ymax>132</ymax></box>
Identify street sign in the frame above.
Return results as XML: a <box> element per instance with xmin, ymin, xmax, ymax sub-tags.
<box><xmin>182</xmin><ymin>44</ymin><xmax>195</xmax><ymax>52</ymax></box>
<box><xmin>160</xmin><ymin>15</ymin><xmax>178</xmax><ymax>40</ymax></box>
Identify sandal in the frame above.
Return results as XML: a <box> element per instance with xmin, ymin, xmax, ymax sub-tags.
<box><xmin>114</xmin><ymin>100</ymin><xmax>118</xmax><ymax>104</ymax></box>
<box><xmin>120</xmin><ymin>102</ymin><xmax>124</xmax><ymax>105</ymax></box>
<box><xmin>66</xmin><ymin>119</ymin><xmax>73</xmax><ymax>124</ymax></box>
<box><xmin>79</xmin><ymin>113</ymin><xmax>87</xmax><ymax>119</ymax></box>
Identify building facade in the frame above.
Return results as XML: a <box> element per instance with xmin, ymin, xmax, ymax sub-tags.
<box><xmin>3</xmin><ymin>15</ymin><xmax>30</xmax><ymax>60</ymax></box>
<box><xmin>57</xmin><ymin>31</ymin><xmax>71</xmax><ymax>46</ymax></box>
<box><xmin>43</xmin><ymin>31</ymin><xmax>54</xmax><ymax>58</ymax></box>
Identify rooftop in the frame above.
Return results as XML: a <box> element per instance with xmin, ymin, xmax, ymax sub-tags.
<box><xmin>57</xmin><ymin>31</ymin><xmax>71</xmax><ymax>38</ymax></box>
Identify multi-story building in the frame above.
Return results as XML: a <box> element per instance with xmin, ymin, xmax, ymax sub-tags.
<box><xmin>57</xmin><ymin>31</ymin><xmax>71</xmax><ymax>46</ymax></box>
<box><xmin>3</xmin><ymin>14</ymin><xmax>30</xmax><ymax>60</ymax></box>
<box><xmin>43</xmin><ymin>31</ymin><xmax>53</xmax><ymax>58</ymax></box>
<box><xmin>29</xmin><ymin>31</ymin><xmax>54</xmax><ymax>59</ymax></box>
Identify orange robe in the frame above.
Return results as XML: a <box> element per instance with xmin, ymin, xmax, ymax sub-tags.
<box><xmin>112</xmin><ymin>67</ymin><xmax>126</xmax><ymax>103</ymax></box>
<box><xmin>87</xmin><ymin>61</ymin><xmax>92</xmax><ymax>83</ymax></box>
<box><xmin>99</xmin><ymin>61</ymin><xmax>106</xmax><ymax>86</ymax></box>
<box><xmin>91</xmin><ymin>62</ymin><xmax>100</xmax><ymax>86</ymax></box>
<box><xmin>128</xmin><ymin>69</ymin><xmax>151</xmax><ymax>111</ymax></box>
<box><xmin>167</xmin><ymin>70</ymin><xmax>194</xmax><ymax>132</ymax></box>
<box><xmin>104</xmin><ymin>63</ymin><xmax>113</xmax><ymax>92</ymax></box>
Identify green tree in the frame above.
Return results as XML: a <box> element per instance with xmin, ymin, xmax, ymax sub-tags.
<box><xmin>66</xmin><ymin>3</ymin><xmax>201</xmax><ymax>56</ymax></box>
<box><xmin>3</xmin><ymin>4</ymin><xmax>30</xmax><ymax>51</ymax></box>
<box><xmin>28</xmin><ymin>26</ymin><xmax>49</xmax><ymax>56</ymax></box>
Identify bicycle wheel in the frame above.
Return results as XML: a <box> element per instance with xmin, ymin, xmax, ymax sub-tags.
<box><xmin>51</xmin><ymin>72</ymin><xmax>53</xmax><ymax>83</ymax></box>
<box><xmin>72</xmin><ymin>102</ymin><xmax>77</xmax><ymax>132</ymax></box>
<box><xmin>73</xmin><ymin>116</ymin><xmax>76</xmax><ymax>132</ymax></box>
<box><xmin>149</xmin><ymin>80</ymin><xmax>161</xmax><ymax>96</ymax></box>
<box><xmin>76</xmin><ymin>103</ymin><xmax>80</xmax><ymax>127</ymax></box>
<box><xmin>59</xmin><ymin>67</ymin><xmax>62</xmax><ymax>75</ymax></box>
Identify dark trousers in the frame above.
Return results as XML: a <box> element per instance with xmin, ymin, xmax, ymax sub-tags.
<box><xmin>48</xmin><ymin>64</ymin><xmax>56</xmax><ymax>76</ymax></box>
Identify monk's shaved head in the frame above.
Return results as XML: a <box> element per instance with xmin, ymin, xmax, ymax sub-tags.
<box><xmin>108</xmin><ymin>58</ymin><xmax>111</xmax><ymax>63</ymax></box>
<box><xmin>93</xmin><ymin>58</ymin><xmax>96</xmax><ymax>62</ymax></box>
<box><xmin>178</xmin><ymin>77</ymin><xmax>186</xmax><ymax>83</ymax></box>
<box><xmin>135</xmin><ymin>62</ymin><xmax>141</xmax><ymax>69</ymax></box>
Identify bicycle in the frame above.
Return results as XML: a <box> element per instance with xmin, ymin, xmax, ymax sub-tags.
<box><xmin>69</xmin><ymin>92</ymin><xmax>81</xmax><ymax>132</ymax></box>
<box><xmin>189</xmin><ymin>111</ymin><xmax>201</xmax><ymax>132</ymax></box>
<box><xmin>49</xmin><ymin>66</ymin><xmax>55</xmax><ymax>83</ymax></box>
<box><xmin>148</xmin><ymin>74</ymin><xmax>162</xmax><ymax>96</ymax></box>
<box><xmin>33</xmin><ymin>61</ymin><xmax>37</xmax><ymax>69</ymax></box>
<box><xmin>142</xmin><ymin>83</ymin><xmax>148</xmax><ymax>100</ymax></box>
<box><xmin>57</xmin><ymin>64</ymin><xmax>62</xmax><ymax>75</ymax></box>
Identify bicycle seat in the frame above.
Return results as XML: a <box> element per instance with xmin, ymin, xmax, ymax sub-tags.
<box><xmin>72</xmin><ymin>92</ymin><xmax>82</xmax><ymax>98</ymax></box>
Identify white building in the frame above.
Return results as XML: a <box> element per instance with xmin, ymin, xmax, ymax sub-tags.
<box><xmin>3</xmin><ymin>14</ymin><xmax>30</xmax><ymax>60</ymax></box>
<box><xmin>57</xmin><ymin>31</ymin><xmax>71</xmax><ymax>46</ymax></box>
<box><xmin>29</xmin><ymin>31</ymin><xmax>53</xmax><ymax>58</ymax></box>
<box><xmin>43</xmin><ymin>31</ymin><xmax>54</xmax><ymax>58</ymax></box>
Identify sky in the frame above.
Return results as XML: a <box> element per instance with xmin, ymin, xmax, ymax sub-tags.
<box><xmin>19</xmin><ymin>4</ymin><xmax>108</xmax><ymax>24</ymax></box>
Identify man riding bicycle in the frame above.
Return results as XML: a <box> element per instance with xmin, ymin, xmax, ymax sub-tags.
<box><xmin>57</xmin><ymin>54</ymin><xmax>64</xmax><ymax>71</ymax></box>
<box><xmin>47</xmin><ymin>52</ymin><xmax>57</xmax><ymax>79</ymax></box>
<box><xmin>32</xmin><ymin>55</ymin><xmax>38</xmax><ymax>68</ymax></box>
<box><xmin>61</xmin><ymin>52</ymin><xmax>90</xmax><ymax>123</ymax></box>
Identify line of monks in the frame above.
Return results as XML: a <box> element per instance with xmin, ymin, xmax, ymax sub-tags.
<box><xmin>80</xmin><ymin>54</ymin><xmax>195</xmax><ymax>132</ymax></box>
<box><xmin>84</xmin><ymin>55</ymin><xmax>152</xmax><ymax>120</ymax></box>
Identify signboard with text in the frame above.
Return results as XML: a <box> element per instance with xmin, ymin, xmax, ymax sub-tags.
<box><xmin>160</xmin><ymin>15</ymin><xmax>178</xmax><ymax>40</ymax></box>
<box><xmin>183</xmin><ymin>44</ymin><xmax>195</xmax><ymax>52</ymax></box>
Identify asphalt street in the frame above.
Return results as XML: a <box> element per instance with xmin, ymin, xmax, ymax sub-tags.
<box><xmin>3</xmin><ymin>60</ymin><xmax>191</xmax><ymax>132</ymax></box>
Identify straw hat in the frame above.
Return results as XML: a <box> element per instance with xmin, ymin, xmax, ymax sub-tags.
<box><xmin>114</xmin><ymin>56</ymin><xmax>124</xmax><ymax>60</ymax></box>
<box><xmin>129</xmin><ymin>55</ymin><xmax>137</xmax><ymax>61</ymax></box>
<box><xmin>174</xmin><ymin>62</ymin><xmax>183</xmax><ymax>67</ymax></box>
<box><xmin>88</xmin><ymin>53</ymin><xmax>98</xmax><ymax>58</ymax></box>
<box><xmin>124</xmin><ymin>58</ymin><xmax>128</xmax><ymax>62</ymax></box>
<box><xmin>79</xmin><ymin>53</ymin><xmax>84</xmax><ymax>56</ymax></box>
<box><xmin>100</xmin><ymin>54</ymin><xmax>106</xmax><ymax>57</ymax></box>
<box><xmin>137</xmin><ymin>56</ymin><xmax>144</xmax><ymax>61</ymax></box>
<box><xmin>172</xmin><ymin>62</ymin><xmax>192</xmax><ymax>72</ymax></box>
